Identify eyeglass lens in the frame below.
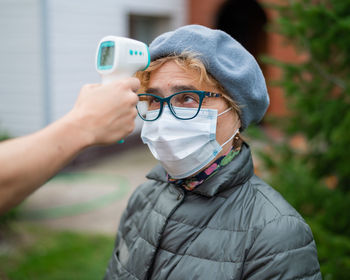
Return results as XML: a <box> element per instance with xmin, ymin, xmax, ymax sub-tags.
<box><xmin>137</xmin><ymin>91</ymin><xmax>202</xmax><ymax>120</ymax></box>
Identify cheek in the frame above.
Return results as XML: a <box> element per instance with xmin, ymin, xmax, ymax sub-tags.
<box><xmin>216</xmin><ymin>112</ymin><xmax>237</xmax><ymax>133</ymax></box>
<box><xmin>216</xmin><ymin>117</ymin><xmax>225</xmax><ymax>130</ymax></box>
<box><xmin>216</xmin><ymin>117</ymin><xmax>227</xmax><ymax>138</ymax></box>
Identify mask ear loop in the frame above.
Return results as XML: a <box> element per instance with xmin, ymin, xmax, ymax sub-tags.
<box><xmin>217</xmin><ymin>107</ymin><xmax>241</xmax><ymax>148</ymax></box>
<box><xmin>221</xmin><ymin>128</ymin><xmax>240</xmax><ymax>148</ymax></box>
<box><xmin>218</xmin><ymin>107</ymin><xmax>232</xmax><ymax>117</ymax></box>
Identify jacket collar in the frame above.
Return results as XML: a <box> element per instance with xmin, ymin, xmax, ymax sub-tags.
<box><xmin>146</xmin><ymin>142</ymin><xmax>254</xmax><ymax>198</ymax></box>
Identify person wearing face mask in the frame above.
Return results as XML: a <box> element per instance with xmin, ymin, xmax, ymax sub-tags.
<box><xmin>104</xmin><ymin>25</ymin><xmax>321</xmax><ymax>280</ymax></box>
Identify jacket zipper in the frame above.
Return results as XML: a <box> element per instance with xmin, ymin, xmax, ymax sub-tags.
<box><xmin>145</xmin><ymin>187</ymin><xmax>185</xmax><ymax>280</ymax></box>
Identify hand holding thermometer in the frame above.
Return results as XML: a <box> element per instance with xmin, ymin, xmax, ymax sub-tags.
<box><xmin>96</xmin><ymin>36</ymin><xmax>150</xmax><ymax>143</ymax></box>
<box><xmin>96</xmin><ymin>36</ymin><xmax>150</xmax><ymax>84</ymax></box>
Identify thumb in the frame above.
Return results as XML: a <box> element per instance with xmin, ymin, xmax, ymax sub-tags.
<box><xmin>117</xmin><ymin>77</ymin><xmax>141</xmax><ymax>92</ymax></box>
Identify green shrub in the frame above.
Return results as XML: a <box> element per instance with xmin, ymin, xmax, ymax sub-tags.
<box><xmin>267</xmin><ymin>0</ymin><xmax>350</xmax><ymax>190</ymax></box>
<box><xmin>263</xmin><ymin>0</ymin><xmax>350</xmax><ymax>278</ymax></box>
<box><xmin>260</xmin><ymin>144</ymin><xmax>350</xmax><ymax>279</ymax></box>
<box><xmin>0</xmin><ymin>226</ymin><xmax>114</xmax><ymax>280</ymax></box>
<box><xmin>0</xmin><ymin>208</ymin><xmax>18</xmax><ymax>227</ymax></box>
<box><xmin>0</xmin><ymin>123</ymin><xmax>10</xmax><ymax>142</ymax></box>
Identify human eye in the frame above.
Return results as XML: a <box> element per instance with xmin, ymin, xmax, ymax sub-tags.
<box><xmin>149</xmin><ymin>96</ymin><xmax>160</xmax><ymax>103</ymax></box>
<box><xmin>147</xmin><ymin>95</ymin><xmax>161</xmax><ymax>109</ymax></box>
<box><xmin>183</xmin><ymin>94</ymin><xmax>197</xmax><ymax>103</ymax></box>
<box><xmin>177</xmin><ymin>92</ymin><xmax>200</xmax><ymax>107</ymax></box>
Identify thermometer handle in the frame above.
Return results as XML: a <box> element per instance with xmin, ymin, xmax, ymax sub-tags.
<box><xmin>96</xmin><ymin>36</ymin><xmax>150</xmax><ymax>143</ymax></box>
<box><xmin>101</xmin><ymin>72</ymin><xmax>134</xmax><ymax>84</ymax></box>
<box><xmin>101</xmin><ymin>72</ymin><xmax>136</xmax><ymax>143</ymax></box>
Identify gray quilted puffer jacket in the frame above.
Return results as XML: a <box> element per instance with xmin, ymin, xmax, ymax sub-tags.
<box><xmin>104</xmin><ymin>143</ymin><xmax>321</xmax><ymax>280</ymax></box>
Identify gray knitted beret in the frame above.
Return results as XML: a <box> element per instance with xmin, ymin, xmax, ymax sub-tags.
<box><xmin>149</xmin><ymin>24</ymin><xmax>269</xmax><ymax>130</ymax></box>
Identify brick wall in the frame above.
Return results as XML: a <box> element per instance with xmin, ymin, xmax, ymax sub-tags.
<box><xmin>188</xmin><ymin>0</ymin><xmax>305</xmax><ymax>117</ymax></box>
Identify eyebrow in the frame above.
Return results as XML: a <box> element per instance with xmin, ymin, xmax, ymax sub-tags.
<box><xmin>145</xmin><ymin>85</ymin><xmax>199</xmax><ymax>96</ymax></box>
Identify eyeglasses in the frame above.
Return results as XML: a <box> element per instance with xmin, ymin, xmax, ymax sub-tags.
<box><xmin>137</xmin><ymin>90</ymin><xmax>223</xmax><ymax>121</ymax></box>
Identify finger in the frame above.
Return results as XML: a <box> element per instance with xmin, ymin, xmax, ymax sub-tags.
<box><xmin>89</xmin><ymin>83</ymin><xmax>100</xmax><ymax>88</ymax></box>
<box><xmin>127</xmin><ymin>90</ymin><xmax>139</xmax><ymax>107</ymax></box>
<box><xmin>122</xmin><ymin>77</ymin><xmax>141</xmax><ymax>92</ymax></box>
<box><xmin>83</xmin><ymin>83</ymin><xmax>100</xmax><ymax>89</ymax></box>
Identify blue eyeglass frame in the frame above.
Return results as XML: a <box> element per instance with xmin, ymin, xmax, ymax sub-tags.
<box><xmin>137</xmin><ymin>90</ymin><xmax>222</xmax><ymax>121</ymax></box>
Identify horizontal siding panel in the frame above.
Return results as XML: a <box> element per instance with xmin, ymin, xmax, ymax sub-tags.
<box><xmin>0</xmin><ymin>111</ymin><xmax>42</xmax><ymax>122</ymax></box>
<box><xmin>0</xmin><ymin>93</ymin><xmax>41</xmax><ymax>107</ymax></box>
<box><xmin>49</xmin><ymin>0</ymin><xmax>123</xmax><ymax>121</ymax></box>
<box><xmin>0</xmin><ymin>120</ymin><xmax>42</xmax><ymax>136</ymax></box>
<box><xmin>0</xmin><ymin>71</ymin><xmax>42</xmax><ymax>82</ymax></box>
<box><xmin>0</xmin><ymin>0</ymin><xmax>43</xmax><ymax>136</ymax></box>
<box><xmin>49</xmin><ymin>0</ymin><xmax>187</xmax><ymax>122</ymax></box>
<box><xmin>0</xmin><ymin>0</ymin><xmax>187</xmax><ymax>135</ymax></box>
<box><xmin>0</xmin><ymin>0</ymin><xmax>38</xmax><ymax>16</ymax></box>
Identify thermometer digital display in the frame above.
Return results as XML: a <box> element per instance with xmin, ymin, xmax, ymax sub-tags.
<box><xmin>96</xmin><ymin>36</ymin><xmax>150</xmax><ymax>84</ymax></box>
<box><xmin>99</xmin><ymin>42</ymin><xmax>115</xmax><ymax>68</ymax></box>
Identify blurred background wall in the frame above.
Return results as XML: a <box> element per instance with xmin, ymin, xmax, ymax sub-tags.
<box><xmin>0</xmin><ymin>0</ymin><xmax>187</xmax><ymax>137</ymax></box>
<box><xmin>0</xmin><ymin>0</ymin><xmax>296</xmax><ymax>138</ymax></box>
<box><xmin>189</xmin><ymin>0</ymin><xmax>304</xmax><ymax>119</ymax></box>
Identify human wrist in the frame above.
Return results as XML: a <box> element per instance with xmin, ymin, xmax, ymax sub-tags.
<box><xmin>58</xmin><ymin>111</ymin><xmax>96</xmax><ymax>150</ymax></box>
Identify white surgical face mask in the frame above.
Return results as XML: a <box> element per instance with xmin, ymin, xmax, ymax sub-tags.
<box><xmin>141</xmin><ymin>106</ymin><xmax>239</xmax><ymax>179</ymax></box>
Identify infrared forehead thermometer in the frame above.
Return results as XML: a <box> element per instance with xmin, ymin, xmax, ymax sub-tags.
<box><xmin>96</xmin><ymin>36</ymin><xmax>150</xmax><ymax>84</ymax></box>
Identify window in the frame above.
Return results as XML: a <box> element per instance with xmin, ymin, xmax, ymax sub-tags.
<box><xmin>129</xmin><ymin>14</ymin><xmax>171</xmax><ymax>45</ymax></box>
<box><xmin>216</xmin><ymin>0</ymin><xmax>267</xmax><ymax>60</ymax></box>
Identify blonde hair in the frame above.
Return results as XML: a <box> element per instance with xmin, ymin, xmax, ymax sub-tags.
<box><xmin>135</xmin><ymin>53</ymin><xmax>241</xmax><ymax>116</ymax></box>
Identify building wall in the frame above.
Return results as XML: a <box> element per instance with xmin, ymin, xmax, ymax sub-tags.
<box><xmin>0</xmin><ymin>0</ymin><xmax>187</xmax><ymax>137</ymax></box>
<box><xmin>0</xmin><ymin>0</ymin><xmax>44</xmax><ymax>136</ymax></box>
<box><xmin>188</xmin><ymin>0</ymin><xmax>300</xmax><ymax>118</ymax></box>
<box><xmin>48</xmin><ymin>0</ymin><xmax>187</xmax><ymax>125</ymax></box>
<box><xmin>259</xmin><ymin>0</ymin><xmax>304</xmax><ymax>116</ymax></box>
<box><xmin>189</xmin><ymin>0</ymin><xmax>225</xmax><ymax>27</ymax></box>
